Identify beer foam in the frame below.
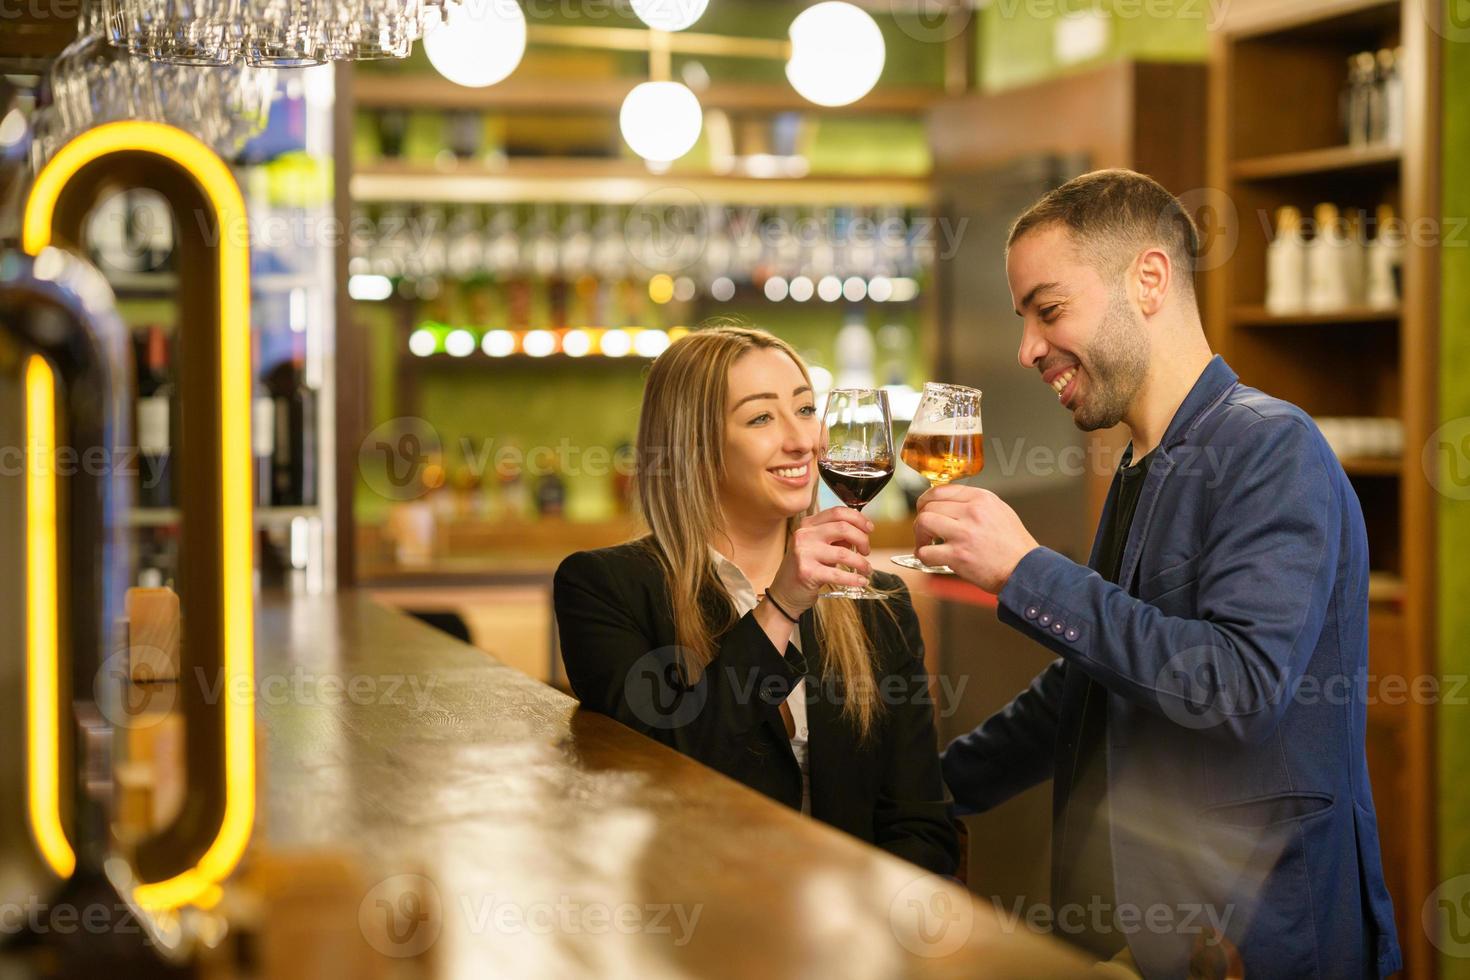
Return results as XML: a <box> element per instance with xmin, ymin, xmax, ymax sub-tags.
<box><xmin>907</xmin><ymin>416</ymin><xmax>983</xmax><ymax>435</ymax></box>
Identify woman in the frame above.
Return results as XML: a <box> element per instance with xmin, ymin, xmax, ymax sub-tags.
<box><xmin>554</xmin><ymin>325</ymin><xmax>958</xmax><ymax>876</ymax></box>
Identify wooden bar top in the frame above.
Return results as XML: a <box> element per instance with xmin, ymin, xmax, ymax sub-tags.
<box><xmin>253</xmin><ymin>591</ymin><xmax>1090</xmax><ymax>977</ymax></box>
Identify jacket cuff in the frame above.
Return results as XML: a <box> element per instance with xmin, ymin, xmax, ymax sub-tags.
<box><xmin>997</xmin><ymin>547</ymin><xmax>1094</xmax><ymax>656</ymax></box>
<box><xmin>718</xmin><ymin>610</ymin><xmax>807</xmax><ymax>705</ymax></box>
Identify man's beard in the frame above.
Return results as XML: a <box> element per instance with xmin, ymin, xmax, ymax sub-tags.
<box><xmin>1072</xmin><ymin>287</ymin><xmax>1149</xmax><ymax>432</ymax></box>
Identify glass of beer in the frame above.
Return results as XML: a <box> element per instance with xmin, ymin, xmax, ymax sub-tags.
<box><xmin>892</xmin><ymin>382</ymin><xmax>983</xmax><ymax>574</ymax></box>
<box><xmin>817</xmin><ymin>387</ymin><xmax>895</xmax><ymax>599</ymax></box>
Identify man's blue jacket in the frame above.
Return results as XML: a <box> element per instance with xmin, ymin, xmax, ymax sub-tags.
<box><xmin>943</xmin><ymin>356</ymin><xmax>1402</xmax><ymax>978</ymax></box>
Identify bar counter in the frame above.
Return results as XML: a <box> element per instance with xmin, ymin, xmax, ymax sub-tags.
<box><xmin>252</xmin><ymin>590</ymin><xmax>1091</xmax><ymax>977</ymax></box>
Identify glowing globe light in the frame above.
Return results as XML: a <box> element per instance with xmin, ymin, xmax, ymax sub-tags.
<box><xmin>634</xmin><ymin>329</ymin><xmax>671</xmax><ymax>358</ymax></box>
<box><xmin>481</xmin><ymin>329</ymin><xmax>517</xmax><ymax>357</ymax></box>
<box><xmin>424</xmin><ymin>0</ymin><xmax>527</xmax><ymax>88</ymax></box>
<box><xmin>620</xmin><ymin>82</ymin><xmax>703</xmax><ymax>163</ymax></box>
<box><xmin>764</xmin><ymin>276</ymin><xmax>790</xmax><ymax>302</ymax></box>
<box><xmin>817</xmin><ymin>275</ymin><xmax>843</xmax><ymax>302</ymax></box>
<box><xmin>710</xmin><ymin>277</ymin><xmax>736</xmax><ymax>302</ymax></box>
<box><xmin>842</xmin><ymin>276</ymin><xmax>867</xmax><ymax>302</ymax></box>
<box><xmin>785</xmin><ymin>2</ymin><xmax>886</xmax><ymax>108</ymax></box>
<box><xmin>408</xmin><ymin>329</ymin><xmax>438</xmax><ymax>357</ymax></box>
<box><xmin>523</xmin><ymin>329</ymin><xmax>557</xmax><ymax>357</ymax></box>
<box><xmin>563</xmin><ymin>329</ymin><xmax>593</xmax><ymax>358</ymax></box>
<box><xmin>601</xmin><ymin>329</ymin><xmax>633</xmax><ymax>357</ymax></box>
<box><xmin>444</xmin><ymin>328</ymin><xmax>477</xmax><ymax>357</ymax></box>
<box><xmin>630</xmin><ymin>0</ymin><xmax>709</xmax><ymax>32</ymax></box>
<box><xmin>789</xmin><ymin>276</ymin><xmax>815</xmax><ymax>302</ymax></box>
<box><xmin>867</xmin><ymin>276</ymin><xmax>893</xmax><ymax>302</ymax></box>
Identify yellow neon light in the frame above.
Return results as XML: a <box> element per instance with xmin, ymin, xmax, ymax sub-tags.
<box><xmin>25</xmin><ymin>354</ymin><xmax>74</xmax><ymax>879</ymax></box>
<box><xmin>23</xmin><ymin>121</ymin><xmax>255</xmax><ymax>911</ymax></box>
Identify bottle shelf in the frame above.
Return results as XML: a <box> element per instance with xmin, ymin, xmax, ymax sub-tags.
<box><xmin>353</xmin><ymin>72</ymin><xmax>942</xmax><ymax>116</ymax></box>
<box><xmin>351</xmin><ymin>160</ymin><xmax>933</xmax><ymax>207</ymax></box>
<box><xmin>110</xmin><ymin>271</ymin><xmax>318</xmax><ymax>297</ymax></box>
<box><xmin>1232</xmin><ymin>143</ymin><xmax>1401</xmax><ymax>181</ymax></box>
<box><xmin>128</xmin><ymin>506</ymin><xmax>321</xmax><ymax>528</ymax></box>
<box><xmin>1232</xmin><ymin>305</ymin><xmax>1400</xmax><ymax>327</ymax></box>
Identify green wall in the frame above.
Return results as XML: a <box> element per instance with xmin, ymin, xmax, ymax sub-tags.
<box><xmin>1438</xmin><ymin>25</ymin><xmax>1470</xmax><ymax>980</ymax></box>
<box><xmin>978</xmin><ymin>0</ymin><xmax>1210</xmax><ymax>91</ymax></box>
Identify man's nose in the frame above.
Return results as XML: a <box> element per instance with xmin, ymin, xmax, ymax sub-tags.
<box><xmin>1017</xmin><ymin>319</ymin><xmax>1048</xmax><ymax>370</ymax></box>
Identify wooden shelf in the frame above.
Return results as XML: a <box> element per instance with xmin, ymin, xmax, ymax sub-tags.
<box><xmin>352</xmin><ymin>72</ymin><xmax>942</xmax><ymax>117</ymax></box>
<box><xmin>352</xmin><ymin>158</ymin><xmax>932</xmax><ymax>207</ymax></box>
<box><xmin>1367</xmin><ymin>571</ymin><xmax>1406</xmax><ymax>603</ymax></box>
<box><xmin>1339</xmin><ymin>456</ymin><xmax>1401</xmax><ymax>476</ymax></box>
<box><xmin>1232</xmin><ymin>143</ymin><xmax>1401</xmax><ymax>180</ymax></box>
<box><xmin>1231</xmin><ymin>305</ymin><xmax>1401</xmax><ymax>326</ymax></box>
<box><xmin>129</xmin><ymin>506</ymin><xmax>321</xmax><ymax>528</ymax></box>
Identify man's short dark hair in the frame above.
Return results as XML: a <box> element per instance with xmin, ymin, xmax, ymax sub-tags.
<box><xmin>1007</xmin><ymin>169</ymin><xmax>1200</xmax><ymax>293</ymax></box>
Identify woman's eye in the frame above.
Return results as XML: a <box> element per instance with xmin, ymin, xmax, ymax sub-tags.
<box><xmin>748</xmin><ymin>413</ymin><xmax>771</xmax><ymax>425</ymax></box>
<box><xmin>798</xmin><ymin>404</ymin><xmax>816</xmax><ymax>417</ymax></box>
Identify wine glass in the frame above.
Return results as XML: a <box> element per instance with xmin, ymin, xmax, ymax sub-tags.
<box><xmin>892</xmin><ymin>382</ymin><xmax>983</xmax><ymax>575</ymax></box>
<box><xmin>817</xmin><ymin>387</ymin><xmax>895</xmax><ymax>600</ymax></box>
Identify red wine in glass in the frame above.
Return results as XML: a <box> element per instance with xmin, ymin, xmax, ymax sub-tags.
<box><xmin>817</xmin><ymin>457</ymin><xmax>894</xmax><ymax>509</ymax></box>
<box><xmin>817</xmin><ymin>387</ymin><xmax>895</xmax><ymax>600</ymax></box>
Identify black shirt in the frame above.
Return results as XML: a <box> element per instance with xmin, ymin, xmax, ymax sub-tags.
<box><xmin>1052</xmin><ymin>448</ymin><xmax>1154</xmax><ymax>959</ymax></box>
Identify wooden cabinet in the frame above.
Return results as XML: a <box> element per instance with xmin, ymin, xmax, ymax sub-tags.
<box><xmin>1206</xmin><ymin>0</ymin><xmax>1440</xmax><ymax>974</ymax></box>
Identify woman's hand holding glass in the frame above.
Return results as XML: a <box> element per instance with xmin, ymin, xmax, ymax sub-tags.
<box><xmin>765</xmin><ymin>508</ymin><xmax>876</xmax><ymax>616</ymax></box>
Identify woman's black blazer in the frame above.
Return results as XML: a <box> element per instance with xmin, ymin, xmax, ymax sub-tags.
<box><xmin>553</xmin><ymin>539</ymin><xmax>959</xmax><ymax>876</ymax></box>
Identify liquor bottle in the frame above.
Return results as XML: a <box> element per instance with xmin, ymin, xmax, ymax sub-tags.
<box><xmin>267</xmin><ymin>354</ymin><xmax>317</xmax><ymax>508</ymax></box>
<box><xmin>1306</xmin><ymin>204</ymin><xmax>1351</xmax><ymax>313</ymax></box>
<box><xmin>134</xmin><ymin>326</ymin><xmax>173</xmax><ymax>510</ymax></box>
<box><xmin>1265</xmin><ymin>205</ymin><xmax>1307</xmax><ymax>315</ymax></box>
<box><xmin>1366</xmin><ymin>203</ymin><xmax>1404</xmax><ymax>310</ymax></box>
<box><xmin>1378</xmin><ymin>47</ymin><xmax>1404</xmax><ymax>147</ymax></box>
<box><xmin>251</xmin><ymin>333</ymin><xmax>275</xmax><ymax>507</ymax></box>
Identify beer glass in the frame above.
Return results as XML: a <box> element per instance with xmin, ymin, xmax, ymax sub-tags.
<box><xmin>816</xmin><ymin>388</ymin><xmax>894</xmax><ymax>600</ymax></box>
<box><xmin>892</xmin><ymin>382</ymin><xmax>983</xmax><ymax>574</ymax></box>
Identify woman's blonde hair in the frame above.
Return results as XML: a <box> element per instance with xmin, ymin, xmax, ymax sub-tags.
<box><xmin>633</xmin><ymin>323</ymin><xmax>889</xmax><ymax>739</ymax></box>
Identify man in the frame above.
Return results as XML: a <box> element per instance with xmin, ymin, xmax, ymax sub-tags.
<box><xmin>919</xmin><ymin>170</ymin><xmax>1401</xmax><ymax>978</ymax></box>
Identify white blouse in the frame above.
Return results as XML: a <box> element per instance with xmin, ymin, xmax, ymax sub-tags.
<box><xmin>708</xmin><ymin>547</ymin><xmax>811</xmax><ymax>815</ymax></box>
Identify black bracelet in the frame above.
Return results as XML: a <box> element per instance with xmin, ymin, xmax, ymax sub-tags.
<box><xmin>763</xmin><ymin>591</ymin><xmax>801</xmax><ymax>624</ymax></box>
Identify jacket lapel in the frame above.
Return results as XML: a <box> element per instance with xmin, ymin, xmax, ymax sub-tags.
<box><xmin>1113</xmin><ymin>356</ymin><xmax>1240</xmax><ymax>592</ymax></box>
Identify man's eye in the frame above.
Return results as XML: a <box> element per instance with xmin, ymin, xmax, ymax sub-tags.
<box><xmin>1040</xmin><ymin>306</ymin><xmax>1060</xmax><ymax>322</ymax></box>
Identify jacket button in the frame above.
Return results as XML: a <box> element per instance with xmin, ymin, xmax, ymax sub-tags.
<box><xmin>1050</xmin><ymin>621</ymin><xmax>1065</xmax><ymax>635</ymax></box>
<box><xmin>1065</xmin><ymin>627</ymin><xmax>1080</xmax><ymax>642</ymax></box>
<box><xmin>1038</xmin><ymin>613</ymin><xmax>1053</xmax><ymax>627</ymax></box>
<box><xmin>1024</xmin><ymin>605</ymin><xmax>1040</xmax><ymax>620</ymax></box>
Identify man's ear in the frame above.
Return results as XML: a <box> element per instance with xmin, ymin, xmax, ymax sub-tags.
<box><xmin>1134</xmin><ymin>247</ymin><xmax>1171</xmax><ymax>316</ymax></box>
